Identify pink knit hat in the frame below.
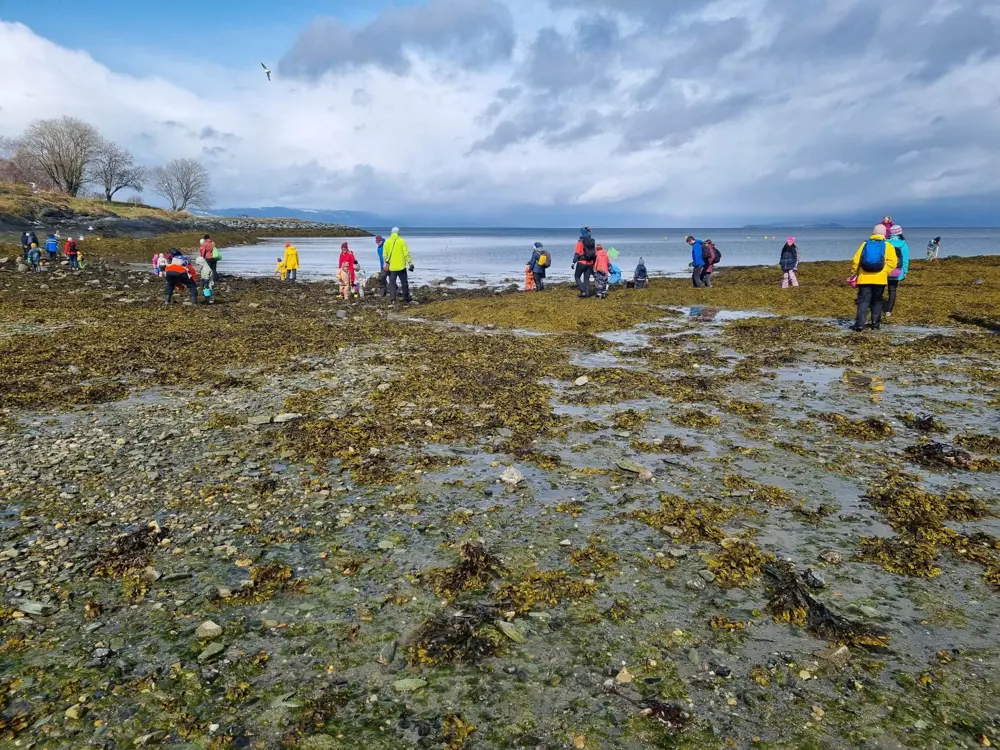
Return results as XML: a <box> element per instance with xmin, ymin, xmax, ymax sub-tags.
<box><xmin>786</xmin><ymin>236</ymin><xmax>796</xmax><ymax>244</ymax></box>
<box><xmin>889</xmin><ymin>224</ymin><xmax>903</xmax><ymax>236</ymax></box>
<box><xmin>874</xmin><ymin>224</ymin><xmax>888</xmax><ymax>236</ymax></box>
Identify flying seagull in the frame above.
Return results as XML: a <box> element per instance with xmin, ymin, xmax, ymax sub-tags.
<box><xmin>261</xmin><ymin>62</ymin><xmax>271</xmax><ymax>81</ymax></box>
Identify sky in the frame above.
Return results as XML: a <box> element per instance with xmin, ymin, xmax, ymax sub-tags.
<box><xmin>2</xmin><ymin>0</ymin><xmax>1000</xmax><ymax>226</ymax></box>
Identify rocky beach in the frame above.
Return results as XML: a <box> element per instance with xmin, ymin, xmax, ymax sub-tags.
<box><xmin>2</xmin><ymin>240</ymin><xmax>1000</xmax><ymax>749</ymax></box>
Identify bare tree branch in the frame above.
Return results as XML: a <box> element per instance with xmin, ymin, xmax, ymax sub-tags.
<box><xmin>88</xmin><ymin>141</ymin><xmax>145</xmax><ymax>202</ymax></box>
<box><xmin>18</xmin><ymin>117</ymin><xmax>102</xmax><ymax>196</ymax></box>
<box><xmin>152</xmin><ymin>158</ymin><xmax>213</xmax><ymax>211</ymax></box>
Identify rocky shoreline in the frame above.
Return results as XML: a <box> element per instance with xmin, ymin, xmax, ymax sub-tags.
<box><xmin>2</xmin><ymin>255</ymin><xmax>1000</xmax><ymax>748</ymax></box>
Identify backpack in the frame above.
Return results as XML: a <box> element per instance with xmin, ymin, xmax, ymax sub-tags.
<box><xmin>712</xmin><ymin>247</ymin><xmax>722</xmax><ymax>265</ymax></box>
<box><xmin>860</xmin><ymin>239</ymin><xmax>886</xmax><ymax>273</ymax></box>
<box><xmin>537</xmin><ymin>251</ymin><xmax>551</xmax><ymax>269</ymax></box>
<box><xmin>212</xmin><ymin>246</ymin><xmax>222</xmax><ymax>260</ymax></box>
<box><xmin>581</xmin><ymin>236</ymin><xmax>597</xmax><ymax>262</ymax></box>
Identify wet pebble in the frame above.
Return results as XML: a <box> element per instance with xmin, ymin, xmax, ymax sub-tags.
<box><xmin>686</xmin><ymin>579</ymin><xmax>706</xmax><ymax>592</ymax></box>
<box><xmin>698</xmin><ymin>569</ymin><xmax>717</xmax><ymax>583</ymax></box>
<box><xmin>803</xmin><ymin>569</ymin><xmax>826</xmax><ymax>589</ymax></box>
<box><xmin>819</xmin><ymin>550</ymin><xmax>843</xmax><ymax>565</ymax></box>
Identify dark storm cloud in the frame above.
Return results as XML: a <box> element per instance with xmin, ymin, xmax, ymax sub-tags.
<box><xmin>279</xmin><ymin>0</ymin><xmax>515</xmax><ymax>78</ymax></box>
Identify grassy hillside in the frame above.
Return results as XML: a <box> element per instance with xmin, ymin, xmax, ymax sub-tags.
<box><xmin>0</xmin><ymin>182</ymin><xmax>179</xmax><ymax>223</ymax></box>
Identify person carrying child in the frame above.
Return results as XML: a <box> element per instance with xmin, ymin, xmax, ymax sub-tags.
<box><xmin>337</xmin><ymin>262</ymin><xmax>352</xmax><ymax>300</ymax></box>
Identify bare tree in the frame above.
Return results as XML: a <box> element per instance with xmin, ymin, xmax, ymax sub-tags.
<box><xmin>89</xmin><ymin>141</ymin><xmax>145</xmax><ymax>202</ymax></box>
<box><xmin>18</xmin><ymin>117</ymin><xmax>102</xmax><ymax>196</ymax></box>
<box><xmin>152</xmin><ymin>158</ymin><xmax>212</xmax><ymax>211</ymax></box>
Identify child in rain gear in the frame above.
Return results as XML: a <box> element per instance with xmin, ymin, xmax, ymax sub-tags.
<box><xmin>45</xmin><ymin>234</ymin><xmax>58</xmax><ymax>262</ymax></box>
<box><xmin>594</xmin><ymin>244</ymin><xmax>611</xmax><ymax>299</ymax></box>
<box><xmin>337</xmin><ymin>262</ymin><xmax>352</xmax><ymax>300</ymax></box>
<box><xmin>609</xmin><ymin>263</ymin><xmax>622</xmax><ymax>285</ymax></box>
<box><xmin>275</xmin><ymin>257</ymin><xmax>287</xmax><ymax>281</ymax></box>
<box><xmin>779</xmin><ymin>238</ymin><xmax>799</xmax><ymax>288</ymax></box>
<box><xmin>884</xmin><ymin>225</ymin><xmax>909</xmax><ymax>318</ymax></box>
<box><xmin>926</xmin><ymin>237</ymin><xmax>941</xmax><ymax>263</ymax></box>
<box><xmin>354</xmin><ymin>264</ymin><xmax>367</xmax><ymax>299</ymax></box>
<box><xmin>526</xmin><ymin>241</ymin><xmax>547</xmax><ymax>291</ymax></box>
<box><xmin>28</xmin><ymin>243</ymin><xmax>41</xmax><ymax>271</ymax></box>
<box><xmin>157</xmin><ymin>253</ymin><xmax>168</xmax><ymax>276</ymax></box>
<box><xmin>634</xmin><ymin>257</ymin><xmax>649</xmax><ymax>289</ymax></box>
<box><xmin>65</xmin><ymin>238</ymin><xmax>80</xmax><ymax>270</ymax></box>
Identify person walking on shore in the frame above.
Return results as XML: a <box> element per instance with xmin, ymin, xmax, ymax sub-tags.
<box><xmin>283</xmin><ymin>243</ymin><xmax>299</xmax><ymax>281</ymax></box>
<box><xmin>926</xmin><ymin>237</ymin><xmax>941</xmax><ymax>263</ymax></box>
<box><xmin>884</xmin><ymin>224</ymin><xmax>909</xmax><ymax>319</ymax></box>
<box><xmin>64</xmin><ymin>237</ymin><xmax>80</xmax><ymax>270</ymax></box>
<box><xmin>199</xmin><ymin>235</ymin><xmax>220</xmax><ymax>283</ymax></box>
<box><xmin>383</xmin><ymin>227</ymin><xmax>414</xmax><ymax>303</ymax></box>
<box><xmin>526</xmin><ymin>241</ymin><xmax>548</xmax><ymax>291</ymax></box>
<box><xmin>572</xmin><ymin>227</ymin><xmax>596</xmax><ymax>297</ymax></box>
<box><xmin>701</xmin><ymin>239</ymin><xmax>719</xmax><ymax>287</ymax></box>
<box><xmin>686</xmin><ymin>236</ymin><xmax>707</xmax><ymax>288</ymax></box>
<box><xmin>45</xmin><ymin>234</ymin><xmax>58</xmax><ymax>263</ymax></box>
<box><xmin>375</xmin><ymin>235</ymin><xmax>388</xmax><ymax>296</ymax></box>
<box><xmin>594</xmin><ymin>243</ymin><xmax>611</xmax><ymax>299</ymax></box>
<box><xmin>850</xmin><ymin>226</ymin><xmax>897</xmax><ymax>331</ymax></box>
<box><xmin>779</xmin><ymin>237</ymin><xmax>799</xmax><ymax>288</ymax></box>
<box><xmin>164</xmin><ymin>249</ymin><xmax>199</xmax><ymax>305</ymax></box>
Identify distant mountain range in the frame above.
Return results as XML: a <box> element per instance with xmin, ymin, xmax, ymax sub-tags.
<box><xmin>203</xmin><ymin>206</ymin><xmax>391</xmax><ymax>228</ymax></box>
<box><xmin>742</xmin><ymin>222</ymin><xmax>846</xmax><ymax>229</ymax></box>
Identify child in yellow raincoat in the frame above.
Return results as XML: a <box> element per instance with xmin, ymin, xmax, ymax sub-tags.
<box><xmin>337</xmin><ymin>262</ymin><xmax>352</xmax><ymax>300</ymax></box>
<box><xmin>275</xmin><ymin>257</ymin><xmax>287</xmax><ymax>281</ymax></box>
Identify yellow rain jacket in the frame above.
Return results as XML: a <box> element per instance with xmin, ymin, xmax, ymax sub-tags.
<box><xmin>283</xmin><ymin>245</ymin><xmax>299</xmax><ymax>271</ymax></box>
<box><xmin>383</xmin><ymin>233</ymin><xmax>412</xmax><ymax>272</ymax></box>
<box><xmin>276</xmin><ymin>259</ymin><xmax>287</xmax><ymax>280</ymax></box>
<box><xmin>851</xmin><ymin>235</ymin><xmax>898</xmax><ymax>285</ymax></box>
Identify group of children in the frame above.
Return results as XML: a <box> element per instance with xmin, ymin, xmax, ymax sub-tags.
<box><xmin>276</xmin><ymin>241</ymin><xmax>367</xmax><ymax>299</ymax></box>
<box><xmin>20</xmin><ymin>231</ymin><xmax>82</xmax><ymax>271</ymax></box>
<box><xmin>526</xmin><ymin>232</ymin><xmax>649</xmax><ymax>297</ymax></box>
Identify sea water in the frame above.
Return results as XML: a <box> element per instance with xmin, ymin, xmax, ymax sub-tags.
<box><xmin>219</xmin><ymin>227</ymin><xmax>999</xmax><ymax>287</ymax></box>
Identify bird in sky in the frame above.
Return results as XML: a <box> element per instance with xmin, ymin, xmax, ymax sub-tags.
<box><xmin>261</xmin><ymin>63</ymin><xmax>271</xmax><ymax>81</ymax></box>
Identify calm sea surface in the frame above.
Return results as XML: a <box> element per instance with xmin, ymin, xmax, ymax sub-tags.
<box><xmin>218</xmin><ymin>227</ymin><xmax>999</xmax><ymax>286</ymax></box>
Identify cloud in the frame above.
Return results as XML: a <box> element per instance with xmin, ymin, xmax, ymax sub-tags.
<box><xmin>279</xmin><ymin>0</ymin><xmax>515</xmax><ymax>78</ymax></box>
<box><xmin>3</xmin><ymin>0</ymin><xmax>1000</xmax><ymax>226</ymax></box>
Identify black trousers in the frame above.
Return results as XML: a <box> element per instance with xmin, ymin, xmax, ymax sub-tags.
<box><xmin>378</xmin><ymin>269</ymin><xmax>389</xmax><ymax>296</ymax></box>
<box><xmin>575</xmin><ymin>264</ymin><xmax>593</xmax><ymax>296</ymax></box>
<box><xmin>885</xmin><ymin>279</ymin><xmax>900</xmax><ymax>314</ymax></box>
<box><xmin>165</xmin><ymin>272</ymin><xmax>198</xmax><ymax>304</ymax></box>
<box><xmin>532</xmin><ymin>271</ymin><xmax>545</xmax><ymax>291</ymax></box>
<box><xmin>692</xmin><ymin>266</ymin><xmax>707</xmax><ymax>287</ymax></box>
<box><xmin>855</xmin><ymin>284</ymin><xmax>885</xmax><ymax>328</ymax></box>
<box><xmin>389</xmin><ymin>270</ymin><xmax>411</xmax><ymax>302</ymax></box>
<box><xmin>206</xmin><ymin>258</ymin><xmax>219</xmax><ymax>282</ymax></box>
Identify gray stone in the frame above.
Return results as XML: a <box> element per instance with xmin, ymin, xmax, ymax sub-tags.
<box><xmin>499</xmin><ymin>466</ymin><xmax>524</xmax><ymax>486</ymax></box>
<box><xmin>17</xmin><ymin>600</ymin><xmax>57</xmax><ymax>617</ymax></box>
<box><xmin>685</xmin><ymin>579</ymin><xmax>706</xmax><ymax>592</ymax></box>
<box><xmin>141</xmin><ymin>566</ymin><xmax>161</xmax><ymax>583</ymax></box>
<box><xmin>248</xmin><ymin>415</ymin><xmax>272</xmax><ymax>426</ymax></box>
<box><xmin>818</xmin><ymin>550</ymin><xmax>843</xmax><ymax>565</ymax></box>
<box><xmin>195</xmin><ymin>620</ymin><xmax>224</xmax><ymax>640</ymax></box>
<box><xmin>65</xmin><ymin>704</ymin><xmax>88</xmax><ymax>720</ymax></box>
<box><xmin>198</xmin><ymin>641</ymin><xmax>226</xmax><ymax>663</ymax></box>
<box><xmin>273</xmin><ymin>413</ymin><xmax>303</xmax><ymax>424</ymax></box>
<box><xmin>803</xmin><ymin>568</ymin><xmax>826</xmax><ymax>589</ymax></box>
<box><xmin>698</xmin><ymin>569</ymin><xmax>717</xmax><ymax>583</ymax></box>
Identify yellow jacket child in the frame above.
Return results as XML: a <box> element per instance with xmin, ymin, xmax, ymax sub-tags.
<box><xmin>275</xmin><ymin>257</ymin><xmax>287</xmax><ymax>281</ymax></box>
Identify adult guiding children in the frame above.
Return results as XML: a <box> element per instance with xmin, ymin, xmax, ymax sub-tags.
<box><xmin>283</xmin><ymin>243</ymin><xmax>299</xmax><ymax>281</ymax></box>
<box><xmin>526</xmin><ymin>241</ymin><xmax>549</xmax><ymax>291</ymax></box>
<box><xmin>383</xmin><ymin>227</ymin><xmax>414</xmax><ymax>303</ymax></box>
<box><xmin>850</xmin><ymin>225</ymin><xmax>898</xmax><ymax>331</ymax></box>
<box><xmin>572</xmin><ymin>227</ymin><xmax>596</xmax><ymax>298</ymax></box>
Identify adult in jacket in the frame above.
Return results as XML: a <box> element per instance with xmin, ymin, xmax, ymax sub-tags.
<box><xmin>199</xmin><ymin>235</ymin><xmax>220</xmax><ymax>283</ymax></box>
<box><xmin>526</xmin><ymin>241</ymin><xmax>547</xmax><ymax>291</ymax></box>
<box><xmin>283</xmin><ymin>243</ymin><xmax>299</xmax><ymax>281</ymax></box>
<box><xmin>164</xmin><ymin>249</ymin><xmax>199</xmax><ymax>305</ymax></box>
<box><xmin>382</xmin><ymin>227</ymin><xmax>413</xmax><ymax>303</ymax></box>
<box><xmin>572</xmin><ymin>227</ymin><xmax>596</xmax><ymax>297</ymax></box>
<box><xmin>850</xmin><ymin>228</ymin><xmax>898</xmax><ymax>331</ymax></box>
<box><xmin>884</xmin><ymin>225</ymin><xmax>909</xmax><ymax>318</ymax></box>
<box><xmin>686</xmin><ymin>236</ymin><xmax>707</xmax><ymax>288</ymax></box>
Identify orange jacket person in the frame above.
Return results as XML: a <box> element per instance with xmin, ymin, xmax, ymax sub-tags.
<box><xmin>163</xmin><ymin>249</ymin><xmax>199</xmax><ymax>305</ymax></box>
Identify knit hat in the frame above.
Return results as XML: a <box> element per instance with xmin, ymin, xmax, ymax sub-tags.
<box><xmin>889</xmin><ymin>224</ymin><xmax>903</xmax><ymax>236</ymax></box>
<box><xmin>375</xmin><ymin>235</ymin><xmax>383</xmax><ymax>243</ymax></box>
<box><xmin>874</xmin><ymin>224</ymin><xmax>888</xmax><ymax>236</ymax></box>
<box><xmin>580</xmin><ymin>227</ymin><xmax>591</xmax><ymax>237</ymax></box>
<box><xmin>786</xmin><ymin>236</ymin><xmax>796</xmax><ymax>245</ymax></box>
<box><xmin>341</xmin><ymin>242</ymin><xmax>349</xmax><ymax>251</ymax></box>
<box><xmin>391</xmin><ymin>227</ymin><xmax>400</xmax><ymax>234</ymax></box>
